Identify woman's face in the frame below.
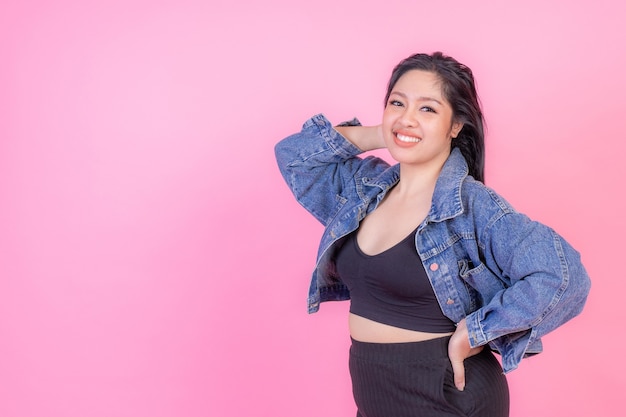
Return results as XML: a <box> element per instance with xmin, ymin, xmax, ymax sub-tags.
<box><xmin>382</xmin><ymin>70</ymin><xmax>463</xmax><ymax>169</ymax></box>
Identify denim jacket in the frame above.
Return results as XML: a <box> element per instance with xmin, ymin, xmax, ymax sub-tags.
<box><xmin>275</xmin><ymin>114</ymin><xmax>591</xmax><ymax>373</ymax></box>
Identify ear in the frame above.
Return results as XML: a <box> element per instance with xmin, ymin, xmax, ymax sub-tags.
<box><xmin>451</xmin><ymin>121</ymin><xmax>464</xmax><ymax>138</ymax></box>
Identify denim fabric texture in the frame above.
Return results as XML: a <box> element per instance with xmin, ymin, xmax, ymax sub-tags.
<box><xmin>275</xmin><ymin>114</ymin><xmax>591</xmax><ymax>373</ymax></box>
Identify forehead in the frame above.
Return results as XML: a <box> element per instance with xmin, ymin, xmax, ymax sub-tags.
<box><xmin>391</xmin><ymin>70</ymin><xmax>445</xmax><ymax>100</ymax></box>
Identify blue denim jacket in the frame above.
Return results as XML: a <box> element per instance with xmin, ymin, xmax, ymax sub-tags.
<box><xmin>275</xmin><ymin>114</ymin><xmax>590</xmax><ymax>373</ymax></box>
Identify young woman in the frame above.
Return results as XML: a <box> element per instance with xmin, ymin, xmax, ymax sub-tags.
<box><xmin>274</xmin><ymin>52</ymin><xmax>591</xmax><ymax>417</ymax></box>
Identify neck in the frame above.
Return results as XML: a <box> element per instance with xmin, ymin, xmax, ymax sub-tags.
<box><xmin>395</xmin><ymin>160</ymin><xmax>443</xmax><ymax>199</ymax></box>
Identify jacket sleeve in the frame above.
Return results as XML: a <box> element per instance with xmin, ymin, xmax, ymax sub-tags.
<box><xmin>465</xmin><ymin>209</ymin><xmax>591</xmax><ymax>353</ymax></box>
<box><xmin>274</xmin><ymin>114</ymin><xmax>390</xmax><ymax>226</ymax></box>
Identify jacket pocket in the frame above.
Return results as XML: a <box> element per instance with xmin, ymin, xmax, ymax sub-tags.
<box><xmin>457</xmin><ymin>259</ymin><xmax>505</xmax><ymax>305</ymax></box>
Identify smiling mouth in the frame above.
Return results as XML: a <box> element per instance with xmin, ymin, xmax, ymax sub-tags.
<box><xmin>396</xmin><ymin>133</ymin><xmax>422</xmax><ymax>143</ymax></box>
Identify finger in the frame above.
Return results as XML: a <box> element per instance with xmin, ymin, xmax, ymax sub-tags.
<box><xmin>450</xmin><ymin>357</ymin><xmax>466</xmax><ymax>391</ymax></box>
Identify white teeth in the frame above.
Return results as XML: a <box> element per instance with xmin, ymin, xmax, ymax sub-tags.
<box><xmin>396</xmin><ymin>133</ymin><xmax>421</xmax><ymax>143</ymax></box>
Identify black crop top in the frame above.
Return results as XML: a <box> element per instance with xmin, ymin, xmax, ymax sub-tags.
<box><xmin>334</xmin><ymin>229</ymin><xmax>456</xmax><ymax>333</ymax></box>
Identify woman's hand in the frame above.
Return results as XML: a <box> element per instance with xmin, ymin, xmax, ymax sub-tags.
<box><xmin>448</xmin><ymin>318</ymin><xmax>484</xmax><ymax>391</ymax></box>
<box><xmin>334</xmin><ymin>124</ymin><xmax>385</xmax><ymax>151</ymax></box>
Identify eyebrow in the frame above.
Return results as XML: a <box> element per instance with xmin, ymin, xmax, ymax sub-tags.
<box><xmin>389</xmin><ymin>91</ymin><xmax>443</xmax><ymax>105</ymax></box>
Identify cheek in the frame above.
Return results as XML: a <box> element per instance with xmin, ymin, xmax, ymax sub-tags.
<box><xmin>434</xmin><ymin>119</ymin><xmax>455</xmax><ymax>138</ymax></box>
<box><xmin>381</xmin><ymin>108</ymin><xmax>396</xmax><ymax>129</ymax></box>
<box><xmin>381</xmin><ymin>112</ymin><xmax>390</xmax><ymax>130</ymax></box>
<box><xmin>381</xmin><ymin>114</ymin><xmax>396</xmax><ymax>142</ymax></box>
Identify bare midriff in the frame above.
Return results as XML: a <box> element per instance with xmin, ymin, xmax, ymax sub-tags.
<box><xmin>349</xmin><ymin>313</ymin><xmax>454</xmax><ymax>343</ymax></box>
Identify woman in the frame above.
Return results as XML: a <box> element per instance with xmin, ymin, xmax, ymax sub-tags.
<box><xmin>274</xmin><ymin>52</ymin><xmax>590</xmax><ymax>417</ymax></box>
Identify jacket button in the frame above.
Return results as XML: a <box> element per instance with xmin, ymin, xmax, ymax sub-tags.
<box><xmin>446</xmin><ymin>298</ymin><xmax>455</xmax><ymax>305</ymax></box>
<box><xmin>429</xmin><ymin>263</ymin><xmax>439</xmax><ymax>271</ymax></box>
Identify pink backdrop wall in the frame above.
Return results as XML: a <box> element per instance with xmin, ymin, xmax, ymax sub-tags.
<box><xmin>1</xmin><ymin>1</ymin><xmax>624</xmax><ymax>416</ymax></box>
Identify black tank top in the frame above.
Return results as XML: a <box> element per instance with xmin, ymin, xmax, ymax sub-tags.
<box><xmin>334</xmin><ymin>229</ymin><xmax>455</xmax><ymax>333</ymax></box>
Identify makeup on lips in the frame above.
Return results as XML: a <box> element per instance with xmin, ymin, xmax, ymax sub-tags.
<box><xmin>393</xmin><ymin>131</ymin><xmax>422</xmax><ymax>148</ymax></box>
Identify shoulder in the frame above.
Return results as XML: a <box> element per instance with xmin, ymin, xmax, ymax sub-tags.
<box><xmin>460</xmin><ymin>178</ymin><xmax>516</xmax><ymax>215</ymax></box>
<box><xmin>457</xmin><ymin>177</ymin><xmax>534</xmax><ymax>241</ymax></box>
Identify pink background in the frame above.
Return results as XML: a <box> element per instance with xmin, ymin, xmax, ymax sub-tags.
<box><xmin>1</xmin><ymin>1</ymin><xmax>624</xmax><ymax>416</ymax></box>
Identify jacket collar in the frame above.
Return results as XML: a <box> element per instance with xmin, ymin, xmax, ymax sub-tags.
<box><xmin>430</xmin><ymin>147</ymin><xmax>468</xmax><ymax>222</ymax></box>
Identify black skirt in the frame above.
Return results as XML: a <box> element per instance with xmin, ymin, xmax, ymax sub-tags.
<box><xmin>349</xmin><ymin>336</ymin><xmax>509</xmax><ymax>417</ymax></box>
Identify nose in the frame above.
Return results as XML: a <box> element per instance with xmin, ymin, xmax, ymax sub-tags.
<box><xmin>399</xmin><ymin>107</ymin><xmax>419</xmax><ymax>127</ymax></box>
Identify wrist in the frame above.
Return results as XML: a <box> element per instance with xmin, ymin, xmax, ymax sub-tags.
<box><xmin>335</xmin><ymin>125</ymin><xmax>384</xmax><ymax>152</ymax></box>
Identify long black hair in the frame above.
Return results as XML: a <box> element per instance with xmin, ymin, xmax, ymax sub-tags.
<box><xmin>384</xmin><ymin>52</ymin><xmax>485</xmax><ymax>183</ymax></box>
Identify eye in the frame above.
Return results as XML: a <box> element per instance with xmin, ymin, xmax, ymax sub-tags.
<box><xmin>388</xmin><ymin>99</ymin><xmax>404</xmax><ymax>107</ymax></box>
<box><xmin>420</xmin><ymin>106</ymin><xmax>436</xmax><ymax>113</ymax></box>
